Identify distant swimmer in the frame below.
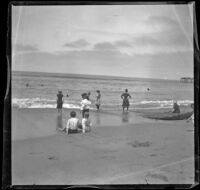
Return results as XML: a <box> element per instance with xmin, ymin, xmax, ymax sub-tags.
<box><xmin>41</xmin><ymin>84</ymin><xmax>44</xmax><ymax>86</ymax></box>
<box><xmin>147</xmin><ymin>88</ymin><xmax>150</xmax><ymax>91</ymax></box>
<box><xmin>66</xmin><ymin>94</ymin><xmax>69</xmax><ymax>97</ymax></box>
<box><xmin>26</xmin><ymin>83</ymin><xmax>29</xmax><ymax>87</ymax></box>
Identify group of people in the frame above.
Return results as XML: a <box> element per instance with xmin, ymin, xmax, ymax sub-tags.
<box><xmin>56</xmin><ymin>88</ymin><xmax>194</xmax><ymax>134</ymax></box>
<box><xmin>56</xmin><ymin>89</ymin><xmax>133</xmax><ymax>134</ymax></box>
<box><xmin>57</xmin><ymin>88</ymin><xmax>132</xmax><ymax>114</ymax></box>
<box><xmin>56</xmin><ymin>90</ymin><xmax>101</xmax><ymax>134</ymax></box>
<box><xmin>59</xmin><ymin>110</ymin><xmax>92</xmax><ymax>134</ymax></box>
<box><xmin>56</xmin><ymin>90</ymin><xmax>101</xmax><ymax>114</ymax></box>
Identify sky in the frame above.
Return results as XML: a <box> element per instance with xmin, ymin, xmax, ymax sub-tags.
<box><xmin>12</xmin><ymin>3</ymin><xmax>194</xmax><ymax>79</ymax></box>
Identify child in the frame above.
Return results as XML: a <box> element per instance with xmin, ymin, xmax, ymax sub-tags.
<box><xmin>82</xmin><ymin>112</ymin><xmax>92</xmax><ymax>133</ymax></box>
<box><xmin>60</xmin><ymin>111</ymin><xmax>81</xmax><ymax>134</ymax></box>
<box><xmin>80</xmin><ymin>93</ymin><xmax>91</xmax><ymax>118</ymax></box>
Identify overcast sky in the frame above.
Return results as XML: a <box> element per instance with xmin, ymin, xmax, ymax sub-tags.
<box><xmin>12</xmin><ymin>3</ymin><xmax>194</xmax><ymax>79</ymax></box>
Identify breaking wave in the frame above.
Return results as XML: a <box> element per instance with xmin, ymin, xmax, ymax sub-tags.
<box><xmin>12</xmin><ymin>98</ymin><xmax>193</xmax><ymax>109</ymax></box>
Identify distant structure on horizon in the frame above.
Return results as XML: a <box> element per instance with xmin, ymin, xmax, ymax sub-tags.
<box><xmin>180</xmin><ymin>77</ymin><xmax>193</xmax><ymax>83</ymax></box>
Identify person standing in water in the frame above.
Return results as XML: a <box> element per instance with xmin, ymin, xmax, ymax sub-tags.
<box><xmin>121</xmin><ymin>89</ymin><xmax>131</xmax><ymax>112</ymax></box>
<box><xmin>95</xmin><ymin>90</ymin><xmax>101</xmax><ymax>111</ymax></box>
<box><xmin>57</xmin><ymin>91</ymin><xmax>64</xmax><ymax>114</ymax></box>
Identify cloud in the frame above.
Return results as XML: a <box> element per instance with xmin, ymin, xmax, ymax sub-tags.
<box><xmin>13</xmin><ymin>44</ymin><xmax>39</xmax><ymax>52</ymax></box>
<box><xmin>133</xmin><ymin>32</ymin><xmax>191</xmax><ymax>48</ymax></box>
<box><xmin>93</xmin><ymin>42</ymin><xmax>117</xmax><ymax>51</ymax></box>
<box><xmin>114</xmin><ymin>40</ymin><xmax>132</xmax><ymax>47</ymax></box>
<box><xmin>12</xmin><ymin>49</ymin><xmax>193</xmax><ymax>79</ymax></box>
<box><xmin>64</xmin><ymin>39</ymin><xmax>90</xmax><ymax>48</ymax></box>
<box><xmin>91</xmin><ymin>30</ymin><xmax>192</xmax><ymax>55</ymax></box>
<box><xmin>133</xmin><ymin>36</ymin><xmax>160</xmax><ymax>46</ymax></box>
<box><xmin>146</xmin><ymin>16</ymin><xmax>178</xmax><ymax>31</ymax></box>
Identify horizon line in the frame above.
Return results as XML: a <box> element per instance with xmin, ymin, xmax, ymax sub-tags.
<box><xmin>12</xmin><ymin>70</ymin><xmax>181</xmax><ymax>81</ymax></box>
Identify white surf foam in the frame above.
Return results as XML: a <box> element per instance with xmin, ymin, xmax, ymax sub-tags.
<box><xmin>12</xmin><ymin>98</ymin><xmax>81</xmax><ymax>109</ymax></box>
<box><xmin>12</xmin><ymin>98</ymin><xmax>193</xmax><ymax>109</ymax></box>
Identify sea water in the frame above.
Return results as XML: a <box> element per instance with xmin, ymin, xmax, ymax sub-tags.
<box><xmin>12</xmin><ymin>71</ymin><xmax>193</xmax><ymax>110</ymax></box>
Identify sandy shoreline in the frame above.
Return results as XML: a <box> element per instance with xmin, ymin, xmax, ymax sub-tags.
<box><xmin>12</xmin><ymin>107</ymin><xmax>194</xmax><ymax>185</ymax></box>
<box><xmin>12</xmin><ymin>107</ymin><xmax>160</xmax><ymax>141</ymax></box>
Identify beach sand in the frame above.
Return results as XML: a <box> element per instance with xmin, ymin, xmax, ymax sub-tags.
<box><xmin>12</xmin><ymin>107</ymin><xmax>194</xmax><ymax>185</ymax></box>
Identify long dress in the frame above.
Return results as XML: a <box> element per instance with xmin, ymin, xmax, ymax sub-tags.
<box><xmin>121</xmin><ymin>92</ymin><xmax>131</xmax><ymax>108</ymax></box>
<box><xmin>57</xmin><ymin>93</ymin><xmax>63</xmax><ymax>109</ymax></box>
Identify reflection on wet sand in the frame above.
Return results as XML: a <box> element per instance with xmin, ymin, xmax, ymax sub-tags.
<box><xmin>95</xmin><ymin>111</ymin><xmax>101</xmax><ymax>125</ymax></box>
<box><xmin>122</xmin><ymin>112</ymin><xmax>129</xmax><ymax>123</ymax></box>
<box><xmin>90</xmin><ymin>110</ymin><xmax>133</xmax><ymax>126</ymax></box>
<box><xmin>56</xmin><ymin>114</ymin><xmax>63</xmax><ymax>130</ymax></box>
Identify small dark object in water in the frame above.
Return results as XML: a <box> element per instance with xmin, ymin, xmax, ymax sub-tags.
<box><xmin>66</xmin><ymin>94</ymin><xmax>69</xmax><ymax>97</ymax></box>
<box><xmin>147</xmin><ymin>88</ymin><xmax>150</xmax><ymax>91</ymax></box>
<box><xmin>26</xmin><ymin>83</ymin><xmax>29</xmax><ymax>87</ymax></box>
<box><xmin>41</xmin><ymin>84</ymin><xmax>44</xmax><ymax>86</ymax></box>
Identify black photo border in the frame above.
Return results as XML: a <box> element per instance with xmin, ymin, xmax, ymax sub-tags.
<box><xmin>2</xmin><ymin>1</ymin><xmax>200</xmax><ymax>189</ymax></box>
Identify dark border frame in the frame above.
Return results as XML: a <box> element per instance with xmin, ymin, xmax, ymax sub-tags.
<box><xmin>2</xmin><ymin>1</ymin><xmax>200</xmax><ymax>189</ymax></box>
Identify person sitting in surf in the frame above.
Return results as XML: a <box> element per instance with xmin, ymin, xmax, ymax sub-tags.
<box><xmin>171</xmin><ymin>100</ymin><xmax>180</xmax><ymax>113</ymax></box>
<box><xmin>59</xmin><ymin>111</ymin><xmax>81</xmax><ymax>134</ymax></box>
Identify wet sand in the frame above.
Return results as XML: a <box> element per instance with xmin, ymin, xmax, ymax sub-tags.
<box><xmin>12</xmin><ymin>107</ymin><xmax>194</xmax><ymax>185</ymax></box>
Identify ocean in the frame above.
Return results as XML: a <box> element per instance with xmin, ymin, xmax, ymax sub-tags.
<box><xmin>12</xmin><ymin>71</ymin><xmax>194</xmax><ymax>110</ymax></box>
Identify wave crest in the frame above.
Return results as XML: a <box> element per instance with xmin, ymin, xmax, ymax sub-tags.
<box><xmin>12</xmin><ymin>98</ymin><xmax>193</xmax><ymax>109</ymax></box>
<box><xmin>12</xmin><ymin>98</ymin><xmax>80</xmax><ymax>109</ymax></box>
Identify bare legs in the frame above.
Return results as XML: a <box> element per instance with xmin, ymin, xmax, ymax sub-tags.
<box><xmin>123</xmin><ymin>107</ymin><xmax>129</xmax><ymax>112</ymax></box>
